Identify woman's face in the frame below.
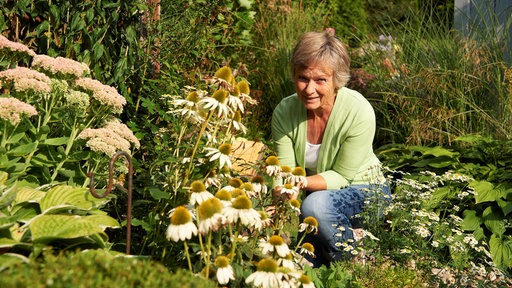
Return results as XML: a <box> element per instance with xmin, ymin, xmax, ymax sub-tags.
<box><xmin>294</xmin><ymin>65</ymin><xmax>337</xmax><ymax>111</ymax></box>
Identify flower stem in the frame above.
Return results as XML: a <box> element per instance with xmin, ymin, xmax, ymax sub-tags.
<box><xmin>184</xmin><ymin>110</ymin><xmax>213</xmax><ymax>184</ymax></box>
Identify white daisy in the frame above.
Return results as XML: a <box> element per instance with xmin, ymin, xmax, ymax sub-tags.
<box><xmin>166</xmin><ymin>206</ymin><xmax>198</xmax><ymax>242</ymax></box>
<box><xmin>188</xmin><ymin>180</ymin><xmax>214</xmax><ymax>206</ymax></box>
<box><xmin>197</xmin><ymin>197</ymin><xmax>225</xmax><ymax>234</ymax></box>
<box><xmin>223</xmin><ymin>195</ymin><xmax>261</xmax><ymax>226</ymax></box>
<box><xmin>205</xmin><ymin>143</ymin><xmax>232</xmax><ymax>169</ymax></box>
<box><xmin>264</xmin><ymin>156</ymin><xmax>281</xmax><ymax>177</ymax></box>
<box><xmin>298</xmin><ymin>216</ymin><xmax>319</xmax><ymax>234</ymax></box>
<box><xmin>259</xmin><ymin>235</ymin><xmax>290</xmax><ymax>258</ymax></box>
<box><xmin>245</xmin><ymin>258</ymin><xmax>284</xmax><ymax>288</ymax></box>
<box><xmin>214</xmin><ymin>256</ymin><xmax>235</xmax><ymax>285</ymax></box>
<box><xmin>198</xmin><ymin>89</ymin><xmax>231</xmax><ymax>118</ymax></box>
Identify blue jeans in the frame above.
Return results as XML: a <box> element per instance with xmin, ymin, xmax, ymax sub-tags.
<box><xmin>300</xmin><ymin>183</ymin><xmax>391</xmax><ymax>267</ymax></box>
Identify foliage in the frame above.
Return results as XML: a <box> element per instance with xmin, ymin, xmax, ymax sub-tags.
<box><xmin>0</xmin><ymin>171</ymin><xmax>120</xmax><ymax>265</ymax></box>
<box><xmin>351</xmin><ymin>5</ymin><xmax>511</xmax><ymax>147</ymax></box>
<box><xmin>323</xmin><ymin>0</ymin><xmax>369</xmax><ymax>46</ymax></box>
<box><xmin>0</xmin><ymin>249</ymin><xmax>215</xmax><ymax>288</ymax></box>
<box><xmin>374</xmin><ymin>135</ymin><xmax>512</xmax><ymax>276</ymax></box>
<box><xmin>0</xmin><ymin>0</ymin><xmax>150</xmax><ymax>100</ymax></box>
<box><xmin>0</xmin><ymin>36</ymin><xmax>139</xmax><ymax>187</ymax></box>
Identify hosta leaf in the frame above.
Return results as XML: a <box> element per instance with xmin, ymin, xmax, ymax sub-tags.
<box><xmin>14</xmin><ymin>187</ymin><xmax>46</xmax><ymax>204</ymax></box>
<box><xmin>0</xmin><ymin>171</ymin><xmax>7</xmax><ymax>185</ymax></box>
<box><xmin>85</xmin><ymin>214</ymin><xmax>120</xmax><ymax>229</ymax></box>
<box><xmin>489</xmin><ymin>235</ymin><xmax>512</xmax><ymax>269</ymax></box>
<box><xmin>11</xmin><ymin>202</ymin><xmax>40</xmax><ymax>222</ymax></box>
<box><xmin>0</xmin><ymin>215</ymin><xmax>16</xmax><ymax>230</ymax></box>
<box><xmin>483</xmin><ymin>206</ymin><xmax>505</xmax><ymax>236</ymax></box>
<box><xmin>461</xmin><ymin>209</ymin><xmax>482</xmax><ymax>231</ymax></box>
<box><xmin>39</xmin><ymin>185</ymin><xmax>108</xmax><ymax>213</ymax></box>
<box><xmin>497</xmin><ymin>198</ymin><xmax>512</xmax><ymax>216</ymax></box>
<box><xmin>30</xmin><ymin>215</ymin><xmax>104</xmax><ymax>243</ymax></box>
<box><xmin>0</xmin><ymin>185</ymin><xmax>16</xmax><ymax>210</ymax></box>
<box><xmin>470</xmin><ymin>180</ymin><xmax>501</xmax><ymax>204</ymax></box>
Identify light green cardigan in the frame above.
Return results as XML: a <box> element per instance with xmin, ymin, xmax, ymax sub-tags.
<box><xmin>271</xmin><ymin>87</ymin><xmax>383</xmax><ymax>189</ymax></box>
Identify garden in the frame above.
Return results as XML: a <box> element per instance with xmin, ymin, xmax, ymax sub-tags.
<box><xmin>0</xmin><ymin>0</ymin><xmax>511</xmax><ymax>287</ymax></box>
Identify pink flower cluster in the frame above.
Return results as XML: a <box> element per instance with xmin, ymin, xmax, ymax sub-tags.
<box><xmin>0</xmin><ymin>97</ymin><xmax>38</xmax><ymax>125</ymax></box>
<box><xmin>32</xmin><ymin>54</ymin><xmax>90</xmax><ymax>78</ymax></box>
<box><xmin>0</xmin><ymin>35</ymin><xmax>36</xmax><ymax>57</ymax></box>
<box><xmin>77</xmin><ymin>119</ymin><xmax>139</xmax><ymax>156</ymax></box>
<box><xmin>74</xmin><ymin>77</ymin><xmax>126</xmax><ymax>113</ymax></box>
<box><xmin>0</xmin><ymin>67</ymin><xmax>52</xmax><ymax>94</ymax></box>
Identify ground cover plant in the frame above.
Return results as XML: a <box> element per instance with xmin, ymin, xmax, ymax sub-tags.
<box><xmin>1</xmin><ymin>0</ymin><xmax>512</xmax><ymax>287</ymax></box>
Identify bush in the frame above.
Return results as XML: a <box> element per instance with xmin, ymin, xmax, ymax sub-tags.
<box><xmin>0</xmin><ymin>249</ymin><xmax>215</xmax><ymax>288</ymax></box>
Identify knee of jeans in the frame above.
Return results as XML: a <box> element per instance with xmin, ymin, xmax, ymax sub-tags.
<box><xmin>300</xmin><ymin>193</ymin><xmax>327</xmax><ymax>219</ymax></box>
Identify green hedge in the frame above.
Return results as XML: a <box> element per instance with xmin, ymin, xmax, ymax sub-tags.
<box><xmin>0</xmin><ymin>250</ymin><xmax>215</xmax><ymax>288</ymax></box>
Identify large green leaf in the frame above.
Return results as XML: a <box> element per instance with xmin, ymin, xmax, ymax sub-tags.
<box><xmin>461</xmin><ymin>209</ymin><xmax>482</xmax><ymax>231</ymax></box>
<box><xmin>482</xmin><ymin>206</ymin><xmax>506</xmax><ymax>236</ymax></box>
<box><xmin>470</xmin><ymin>180</ymin><xmax>502</xmax><ymax>204</ymax></box>
<box><xmin>497</xmin><ymin>198</ymin><xmax>512</xmax><ymax>216</ymax></box>
<box><xmin>0</xmin><ymin>253</ymin><xmax>29</xmax><ymax>272</ymax></box>
<box><xmin>14</xmin><ymin>187</ymin><xmax>46</xmax><ymax>204</ymax></box>
<box><xmin>7</xmin><ymin>142</ymin><xmax>37</xmax><ymax>156</ymax></box>
<box><xmin>489</xmin><ymin>235</ymin><xmax>512</xmax><ymax>269</ymax></box>
<box><xmin>85</xmin><ymin>214</ymin><xmax>120</xmax><ymax>229</ymax></box>
<box><xmin>39</xmin><ymin>185</ymin><xmax>109</xmax><ymax>213</ymax></box>
<box><xmin>30</xmin><ymin>214</ymin><xmax>104</xmax><ymax>243</ymax></box>
<box><xmin>0</xmin><ymin>185</ymin><xmax>16</xmax><ymax>210</ymax></box>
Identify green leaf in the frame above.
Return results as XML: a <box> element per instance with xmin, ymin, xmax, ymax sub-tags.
<box><xmin>42</xmin><ymin>137</ymin><xmax>69</xmax><ymax>146</ymax></box>
<box><xmin>149</xmin><ymin>188</ymin><xmax>169</xmax><ymax>200</ymax></box>
<box><xmin>0</xmin><ymin>215</ymin><xmax>16</xmax><ymax>230</ymax></box>
<box><xmin>0</xmin><ymin>253</ymin><xmax>29</xmax><ymax>272</ymax></box>
<box><xmin>5</xmin><ymin>132</ymin><xmax>26</xmax><ymax>144</ymax></box>
<box><xmin>30</xmin><ymin>214</ymin><xmax>104</xmax><ymax>243</ymax></box>
<box><xmin>11</xmin><ymin>203</ymin><xmax>40</xmax><ymax>222</ymax></box>
<box><xmin>14</xmin><ymin>186</ymin><xmax>46</xmax><ymax>204</ymax></box>
<box><xmin>497</xmin><ymin>198</ymin><xmax>512</xmax><ymax>216</ymax></box>
<box><xmin>461</xmin><ymin>209</ymin><xmax>482</xmax><ymax>231</ymax></box>
<box><xmin>470</xmin><ymin>180</ymin><xmax>501</xmax><ymax>204</ymax></box>
<box><xmin>39</xmin><ymin>185</ymin><xmax>108</xmax><ymax>213</ymax></box>
<box><xmin>85</xmin><ymin>214</ymin><xmax>120</xmax><ymax>229</ymax></box>
<box><xmin>413</xmin><ymin>156</ymin><xmax>455</xmax><ymax>168</ymax></box>
<box><xmin>424</xmin><ymin>186</ymin><xmax>451</xmax><ymax>209</ymax></box>
<box><xmin>7</xmin><ymin>142</ymin><xmax>37</xmax><ymax>156</ymax></box>
<box><xmin>0</xmin><ymin>186</ymin><xmax>16</xmax><ymax>210</ymax></box>
<box><xmin>482</xmin><ymin>206</ymin><xmax>505</xmax><ymax>236</ymax></box>
<box><xmin>489</xmin><ymin>235</ymin><xmax>512</xmax><ymax>269</ymax></box>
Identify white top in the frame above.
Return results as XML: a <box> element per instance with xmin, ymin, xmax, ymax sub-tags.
<box><xmin>305</xmin><ymin>141</ymin><xmax>321</xmax><ymax>175</ymax></box>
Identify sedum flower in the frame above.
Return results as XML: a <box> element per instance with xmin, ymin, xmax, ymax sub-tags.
<box><xmin>197</xmin><ymin>197</ymin><xmax>225</xmax><ymax>234</ymax></box>
<box><xmin>0</xmin><ymin>67</ymin><xmax>52</xmax><ymax>94</ymax></box>
<box><xmin>74</xmin><ymin>77</ymin><xmax>126</xmax><ymax>113</ymax></box>
<box><xmin>298</xmin><ymin>216</ymin><xmax>318</xmax><ymax>234</ymax></box>
<box><xmin>214</xmin><ymin>255</ymin><xmax>235</xmax><ymax>285</ymax></box>
<box><xmin>77</xmin><ymin>120</ymin><xmax>139</xmax><ymax>157</ymax></box>
<box><xmin>103</xmin><ymin>118</ymin><xmax>140</xmax><ymax>148</ymax></box>
<box><xmin>205</xmin><ymin>143</ymin><xmax>232</xmax><ymax>169</ymax></box>
<box><xmin>0</xmin><ymin>34</ymin><xmax>36</xmax><ymax>57</ymax></box>
<box><xmin>32</xmin><ymin>54</ymin><xmax>90</xmax><ymax>78</ymax></box>
<box><xmin>188</xmin><ymin>180</ymin><xmax>214</xmax><ymax>206</ymax></box>
<box><xmin>0</xmin><ymin>97</ymin><xmax>38</xmax><ymax>125</ymax></box>
<box><xmin>166</xmin><ymin>206</ymin><xmax>197</xmax><ymax>242</ymax></box>
<box><xmin>223</xmin><ymin>195</ymin><xmax>260</xmax><ymax>226</ymax></box>
<box><xmin>245</xmin><ymin>258</ymin><xmax>284</xmax><ymax>288</ymax></box>
<box><xmin>259</xmin><ymin>235</ymin><xmax>290</xmax><ymax>258</ymax></box>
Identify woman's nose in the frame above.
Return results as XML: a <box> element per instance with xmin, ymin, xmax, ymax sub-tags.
<box><xmin>305</xmin><ymin>80</ymin><xmax>316</xmax><ymax>94</ymax></box>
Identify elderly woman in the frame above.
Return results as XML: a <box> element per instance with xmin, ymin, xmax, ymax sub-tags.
<box><xmin>271</xmin><ymin>30</ymin><xmax>390</xmax><ymax>267</ymax></box>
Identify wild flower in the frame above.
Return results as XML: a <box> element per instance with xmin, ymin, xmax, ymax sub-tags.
<box><xmin>245</xmin><ymin>258</ymin><xmax>285</xmax><ymax>288</ymax></box>
<box><xmin>197</xmin><ymin>197</ymin><xmax>225</xmax><ymax>234</ymax></box>
<box><xmin>103</xmin><ymin>118</ymin><xmax>140</xmax><ymax>148</ymax></box>
<box><xmin>298</xmin><ymin>242</ymin><xmax>315</xmax><ymax>257</ymax></box>
<box><xmin>204</xmin><ymin>143</ymin><xmax>232</xmax><ymax>169</ymax></box>
<box><xmin>168</xmin><ymin>90</ymin><xmax>205</xmax><ymax>123</ymax></box>
<box><xmin>0</xmin><ymin>97</ymin><xmax>38</xmax><ymax>125</ymax></box>
<box><xmin>77</xmin><ymin>121</ymin><xmax>139</xmax><ymax>157</ymax></box>
<box><xmin>264</xmin><ymin>156</ymin><xmax>281</xmax><ymax>177</ymax></box>
<box><xmin>250</xmin><ymin>175</ymin><xmax>267</xmax><ymax>195</ymax></box>
<box><xmin>298</xmin><ymin>274</ymin><xmax>315</xmax><ymax>288</ymax></box>
<box><xmin>260</xmin><ymin>235</ymin><xmax>291</xmax><ymax>258</ymax></box>
<box><xmin>32</xmin><ymin>54</ymin><xmax>90</xmax><ymax>78</ymax></box>
<box><xmin>74</xmin><ymin>77</ymin><xmax>126</xmax><ymax>113</ymax></box>
<box><xmin>280</xmin><ymin>183</ymin><xmax>299</xmax><ymax>196</ymax></box>
<box><xmin>230</xmin><ymin>111</ymin><xmax>247</xmax><ymax>134</ymax></box>
<box><xmin>199</xmin><ymin>89</ymin><xmax>231</xmax><ymax>118</ymax></box>
<box><xmin>188</xmin><ymin>180</ymin><xmax>214</xmax><ymax>206</ymax></box>
<box><xmin>166</xmin><ymin>206</ymin><xmax>198</xmax><ymax>242</ymax></box>
<box><xmin>223</xmin><ymin>195</ymin><xmax>261</xmax><ymax>226</ymax></box>
<box><xmin>0</xmin><ymin>67</ymin><xmax>52</xmax><ymax>94</ymax></box>
<box><xmin>287</xmin><ymin>167</ymin><xmax>307</xmax><ymax>187</ymax></box>
<box><xmin>214</xmin><ymin>188</ymin><xmax>232</xmax><ymax>207</ymax></box>
<box><xmin>298</xmin><ymin>216</ymin><xmax>318</xmax><ymax>234</ymax></box>
<box><xmin>214</xmin><ymin>255</ymin><xmax>235</xmax><ymax>285</ymax></box>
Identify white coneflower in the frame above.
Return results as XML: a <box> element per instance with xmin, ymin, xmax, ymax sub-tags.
<box><xmin>221</xmin><ymin>177</ymin><xmax>243</xmax><ymax>192</ymax></box>
<box><xmin>299</xmin><ymin>242</ymin><xmax>315</xmax><ymax>257</ymax></box>
<box><xmin>287</xmin><ymin>167</ymin><xmax>308</xmax><ymax>187</ymax></box>
<box><xmin>245</xmin><ymin>258</ymin><xmax>284</xmax><ymax>288</ymax></box>
<box><xmin>265</xmin><ymin>156</ymin><xmax>281</xmax><ymax>177</ymax></box>
<box><xmin>214</xmin><ymin>255</ymin><xmax>235</xmax><ymax>285</ymax></box>
<box><xmin>205</xmin><ymin>143</ymin><xmax>232</xmax><ymax>169</ymax></box>
<box><xmin>240</xmin><ymin>182</ymin><xmax>257</xmax><ymax>198</ymax></box>
<box><xmin>277</xmin><ymin>252</ymin><xmax>296</xmax><ymax>270</ymax></box>
<box><xmin>280</xmin><ymin>165</ymin><xmax>292</xmax><ymax>180</ymax></box>
<box><xmin>197</xmin><ymin>197</ymin><xmax>225</xmax><ymax>234</ymax></box>
<box><xmin>188</xmin><ymin>180</ymin><xmax>214</xmax><ymax>206</ymax></box>
<box><xmin>214</xmin><ymin>188</ymin><xmax>232</xmax><ymax>207</ymax></box>
<box><xmin>235</xmin><ymin>79</ymin><xmax>257</xmax><ymax>105</ymax></box>
<box><xmin>250</xmin><ymin>175</ymin><xmax>267</xmax><ymax>195</ymax></box>
<box><xmin>230</xmin><ymin>111</ymin><xmax>247</xmax><ymax>134</ymax></box>
<box><xmin>298</xmin><ymin>216</ymin><xmax>319</xmax><ymax>234</ymax></box>
<box><xmin>280</xmin><ymin>183</ymin><xmax>299</xmax><ymax>196</ymax></box>
<box><xmin>259</xmin><ymin>235</ymin><xmax>290</xmax><ymax>258</ymax></box>
<box><xmin>223</xmin><ymin>195</ymin><xmax>260</xmax><ymax>226</ymax></box>
<box><xmin>226</xmin><ymin>92</ymin><xmax>244</xmax><ymax>113</ymax></box>
<box><xmin>199</xmin><ymin>89</ymin><xmax>231</xmax><ymax>118</ymax></box>
<box><xmin>166</xmin><ymin>206</ymin><xmax>197</xmax><ymax>242</ymax></box>
<box><xmin>298</xmin><ymin>274</ymin><xmax>315</xmax><ymax>288</ymax></box>
<box><xmin>254</xmin><ymin>210</ymin><xmax>273</xmax><ymax>230</ymax></box>
<box><xmin>289</xmin><ymin>199</ymin><xmax>301</xmax><ymax>214</ymax></box>
<box><xmin>169</xmin><ymin>90</ymin><xmax>205</xmax><ymax>123</ymax></box>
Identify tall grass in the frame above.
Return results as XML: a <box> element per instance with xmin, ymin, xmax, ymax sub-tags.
<box><xmin>359</xmin><ymin>1</ymin><xmax>512</xmax><ymax>146</ymax></box>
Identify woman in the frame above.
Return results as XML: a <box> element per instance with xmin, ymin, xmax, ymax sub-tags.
<box><xmin>271</xmin><ymin>29</ymin><xmax>390</xmax><ymax>267</ymax></box>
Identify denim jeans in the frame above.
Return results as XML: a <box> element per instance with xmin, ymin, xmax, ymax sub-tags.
<box><xmin>300</xmin><ymin>183</ymin><xmax>391</xmax><ymax>267</ymax></box>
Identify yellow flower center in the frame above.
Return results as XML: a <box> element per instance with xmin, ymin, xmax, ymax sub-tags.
<box><xmin>218</xmin><ymin>143</ymin><xmax>232</xmax><ymax>155</ymax></box>
<box><xmin>170</xmin><ymin>206</ymin><xmax>192</xmax><ymax>225</ymax></box>
<box><xmin>197</xmin><ymin>197</ymin><xmax>223</xmax><ymax>220</ymax></box>
<box><xmin>186</xmin><ymin>91</ymin><xmax>200</xmax><ymax>102</ymax></box>
<box><xmin>299</xmin><ymin>274</ymin><xmax>312</xmax><ymax>284</ymax></box>
<box><xmin>215</xmin><ymin>189</ymin><xmax>232</xmax><ymax>201</ymax></box>
<box><xmin>292</xmin><ymin>166</ymin><xmax>306</xmax><ymax>176</ymax></box>
<box><xmin>290</xmin><ymin>199</ymin><xmax>300</xmax><ymax>209</ymax></box>
<box><xmin>250</xmin><ymin>175</ymin><xmax>265</xmax><ymax>184</ymax></box>
<box><xmin>214</xmin><ymin>66</ymin><xmax>234</xmax><ymax>83</ymax></box>
<box><xmin>232</xmin><ymin>111</ymin><xmax>242</xmax><ymax>122</ymax></box>
<box><xmin>240</xmin><ymin>182</ymin><xmax>253</xmax><ymax>191</ymax></box>
<box><xmin>228</xmin><ymin>178</ymin><xmax>243</xmax><ymax>187</ymax></box>
<box><xmin>232</xmin><ymin>195</ymin><xmax>252</xmax><ymax>210</ymax></box>
<box><xmin>256</xmin><ymin>258</ymin><xmax>278</xmax><ymax>272</ymax></box>
<box><xmin>265</xmin><ymin>156</ymin><xmax>279</xmax><ymax>166</ymax></box>
<box><xmin>303</xmin><ymin>216</ymin><xmax>318</xmax><ymax>227</ymax></box>
<box><xmin>236</xmin><ymin>80</ymin><xmax>250</xmax><ymax>95</ymax></box>
<box><xmin>281</xmin><ymin>165</ymin><xmax>292</xmax><ymax>173</ymax></box>
<box><xmin>231</xmin><ymin>188</ymin><xmax>246</xmax><ymax>198</ymax></box>
<box><xmin>212</xmin><ymin>89</ymin><xmax>228</xmax><ymax>103</ymax></box>
<box><xmin>268</xmin><ymin>235</ymin><xmax>284</xmax><ymax>246</ymax></box>
<box><xmin>190</xmin><ymin>180</ymin><xmax>206</xmax><ymax>192</ymax></box>
<box><xmin>214</xmin><ymin>255</ymin><xmax>230</xmax><ymax>268</ymax></box>
<box><xmin>302</xmin><ymin>242</ymin><xmax>315</xmax><ymax>253</ymax></box>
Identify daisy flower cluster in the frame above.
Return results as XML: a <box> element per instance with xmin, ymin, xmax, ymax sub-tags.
<box><xmin>381</xmin><ymin>168</ymin><xmax>509</xmax><ymax>286</ymax></box>
<box><xmin>0</xmin><ymin>36</ymin><xmax>138</xmax><ymax>187</ymax></box>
